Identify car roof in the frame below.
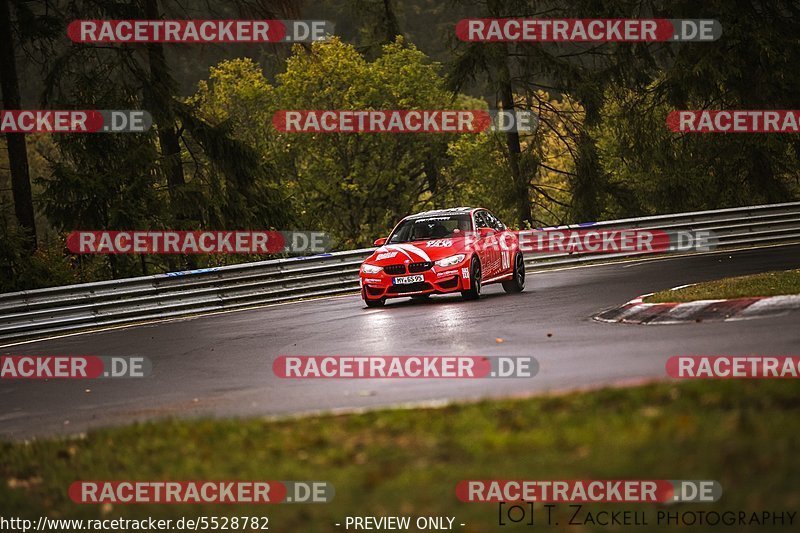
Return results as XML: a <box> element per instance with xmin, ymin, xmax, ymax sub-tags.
<box><xmin>403</xmin><ymin>207</ymin><xmax>479</xmax><ymax>220</ymax></box>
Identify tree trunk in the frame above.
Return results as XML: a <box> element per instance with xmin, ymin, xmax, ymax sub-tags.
<box><xmin>381</xmin><ymin>0</ymin><xmax>402</xmax><ymax>43</ymax></box>
<box><xmin>143</xmin><ymin>0</ymin><xmax>187</xmax><ymax>206</ymax></box>
<box><xmin>748</xmin><ymin>146</ymin><xmax>789</xmax><ymax>204</ymax></box>
<box><xmin>497</xmin><ymin>52</ymin><xmax>533</xmax><ymax>228</ymax></box>
<box><xmin>142</xmin><ymin>0</ymin><xmax>197</xmax><ymax>269</ymax></box>
<box><xmin>569</xmin><ymin>85</ymin><xmax>605</xmax><ymax>224</ymax></box>
<box><xmin>0</xmin><ymin>0</ymin><xmax>36</xmax><ymax>251</ymax></box>
<box><xmin>569</xmin><ymin>131</ymin><xmax>603</xmax><ymax>223</ymax></box>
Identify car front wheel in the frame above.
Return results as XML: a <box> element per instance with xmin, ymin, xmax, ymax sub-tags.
<box><xmin>364</xmin><ymin>296</ymin><xmax>386</xmax><ymax>308</ymax></box>
<box><xmin>362</xmin><ymin>288</ymin><xmax>386</xmax><ymax>308</ymax></box>
<box><xmin>460</xmin><ymin>256</ymin><xmax>482</xmax><ymax>300</ymax></box>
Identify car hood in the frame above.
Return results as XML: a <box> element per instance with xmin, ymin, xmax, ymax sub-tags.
<box><xmin>365</xmin><ymin>238</ymin><xmax>468</xmax><ymax>265</ymax></box>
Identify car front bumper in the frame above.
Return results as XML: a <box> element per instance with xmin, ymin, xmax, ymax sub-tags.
<box><xmin>359</xmin><ymin>264</ymin><xmax>471</xmax><ymax>300</ymax></box>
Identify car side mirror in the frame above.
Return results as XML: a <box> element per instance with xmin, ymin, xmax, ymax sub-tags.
<box><xmin>373</xmin><ymin>237</ymin><xmax>387</xmax><ymax>246</ymax></box>
<box><xmin>478</xmin><ymin>227</ymin><xmax>495</xmax><ymax>238</ymax></box>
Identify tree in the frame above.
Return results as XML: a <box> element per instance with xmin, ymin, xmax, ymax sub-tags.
<box><xmin>0</xmin><ymin>0</ymin><xmax>36</xmax><ymax>250</ymax></box>
<box><xmin>594</xmin><ymin>0</ymin><xmax>800</xmax><ymax>213</ymax></box>
<box><xmin>191</xmin><ymin>38</ymin><xmax>470</xmax><ymax>247</ymax></box>
<box><xmin>278</xmin><ymin>37</ymin><xmax>469</xmax><ymax>245</ymax></box>
<box><xmin>447</xmin><ymin>0</ymin><xmax>670</xmax><ymax>224</ymax></box>
<box><xmin>443</xmin><ymin>90</ymin><xmax>577</xmax><ymax>227</ymax></box>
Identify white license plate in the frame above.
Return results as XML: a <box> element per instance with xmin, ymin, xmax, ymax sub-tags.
<box><xmin>393</xmin><ymin>274</ymin><xmax>424</xmax><ymax>285</ymax></box>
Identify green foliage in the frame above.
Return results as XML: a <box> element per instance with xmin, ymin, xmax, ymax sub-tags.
<box><xmin>0</xmin><ymin>217</ymin><xmax>82</xmax><ymax>292</ymax></box>
<box><xmin>3</xmin><ymin>380</ymin><xmax>800</xmax><ymax>528</ymax></box>
<box><xmin>3</xmin><ymin>0</ymin><xmax>800</xmax><ymax>291</ymax></box>
<box><xmin>447</xmin><ymin>0</ymin><xmax>800</xmax><ymax>223</ymax></box>
<box><xmin>276</xmin><ymin>37</ymin><xmax>458</xmax><ymax>246</ymax></box>
<box><xmin>597</xmin><ymin>83</ymin><xmax>800</xmax><ymax>217</ymax></box>
<box><xmin>189</xmin><ymin>39</ymin><xmax>489</xmax><ymax>247</ymax></box>
<box><xmin>646</xmin><ymin>269</ymin><xmax>800</xmax><ymax>303</ymax></box>
<box><xmin>601</xmin><ymin>0</ymin><xmax>800</xmax><ymax>212</ymax></box>
<box><xmin>184</xmin><ymin>58</ymin><xmax>292</xmax><ymax>231</ymax></box>
<box><xmin>443</xmin><ymin>132</ymin><xmax>511</xmax><ymax>220</ymax></box>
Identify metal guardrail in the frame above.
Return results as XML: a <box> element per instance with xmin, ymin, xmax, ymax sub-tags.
<box><xmin>1</xmin><ymin>201</ymin><xmax>798</xmax><ymax>344</ymax></box>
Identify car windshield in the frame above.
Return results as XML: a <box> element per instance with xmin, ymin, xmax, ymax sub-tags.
<box><xmin>388</xmin><ymin>214</ymin><xmax>473</xmax><ymax>243</ymax></box>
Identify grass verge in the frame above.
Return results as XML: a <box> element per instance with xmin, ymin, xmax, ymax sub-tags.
<box><xmin>2</xmin><ymin>380</ymin><xmax>799</xmax><ymax>532</ymax></box>
<box><xmin>646</xmin><ymin>269</ymin><xmax>800</xmax><ymax>303</ymax></box>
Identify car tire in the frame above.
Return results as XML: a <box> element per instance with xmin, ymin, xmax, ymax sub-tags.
<box><xmin>362</xmin><ymin>288</ymin><xmax>386</xmax><ymax>308</ymax></box>
<box><xmin>502</xmin><ymin>253</ymin><xmax>525</xmax><ymax>293</ymax></box>
<box><xmin>364</xmin><ymin>296</ymin><xmax>386</xmax><ymax>308</ymax></box>
<box><xmin>460</xmin><ymin>256</ymin><xmax>482</xmax><ymax>301</ymax></box>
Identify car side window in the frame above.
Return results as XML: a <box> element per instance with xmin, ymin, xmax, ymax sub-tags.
<box><xmin>474</xmin><ymin>211</ymin><xmax>489</xmax><ymax>228</ymax></box>
<box><xmin>484</xmin><ymin>211</ymin><xmax>506</xmax><ymax>231</ymax></box>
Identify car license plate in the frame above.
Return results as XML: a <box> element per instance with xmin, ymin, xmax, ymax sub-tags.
<box><xmin>393</xmin><ymin>274</ymin><xmax>424</xmax><ymax>285</ymax></box>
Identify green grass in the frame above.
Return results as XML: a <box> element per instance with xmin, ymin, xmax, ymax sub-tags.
<box><xmin>2</xmin><ymin>381</ymin><xmax>799</xmax><ymax>531</ymax></box>
<box><xmin>646</xmin><ymin>269</ymin><xmax>800</xmax><ymax>303</ymax></box>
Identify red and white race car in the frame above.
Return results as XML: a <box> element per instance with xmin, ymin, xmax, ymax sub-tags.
<box><xmin>359</xmin><ymin>207</ymin><xmax>525</xmax><ymax>307</ymax></box>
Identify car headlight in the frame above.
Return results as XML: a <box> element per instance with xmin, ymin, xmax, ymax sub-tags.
<box><xmin>361</xmin><ymin>263</ymin><xmax>382</xmax><ymax>274</ymax></box>
<box><xmin>435</xmin><ymin>254</ymin><xmax>466</xmax><ymax>267</ymax></box>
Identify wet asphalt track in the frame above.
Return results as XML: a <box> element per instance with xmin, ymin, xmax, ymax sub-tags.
<box><xmin>2</xmin><ymin>244</ymin><xmax>799</xmax><ymax>440</ymax></box>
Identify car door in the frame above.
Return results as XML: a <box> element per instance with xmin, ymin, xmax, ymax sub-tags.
<box><xmin>473</xmin><ymin>210</ymin><xmax>500</xmax><ymax>278</ymax></box>
<box><xmin>484</xmin><ymin>210</ymin><xmax>515</xmax><ymax>276</ymax></box>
